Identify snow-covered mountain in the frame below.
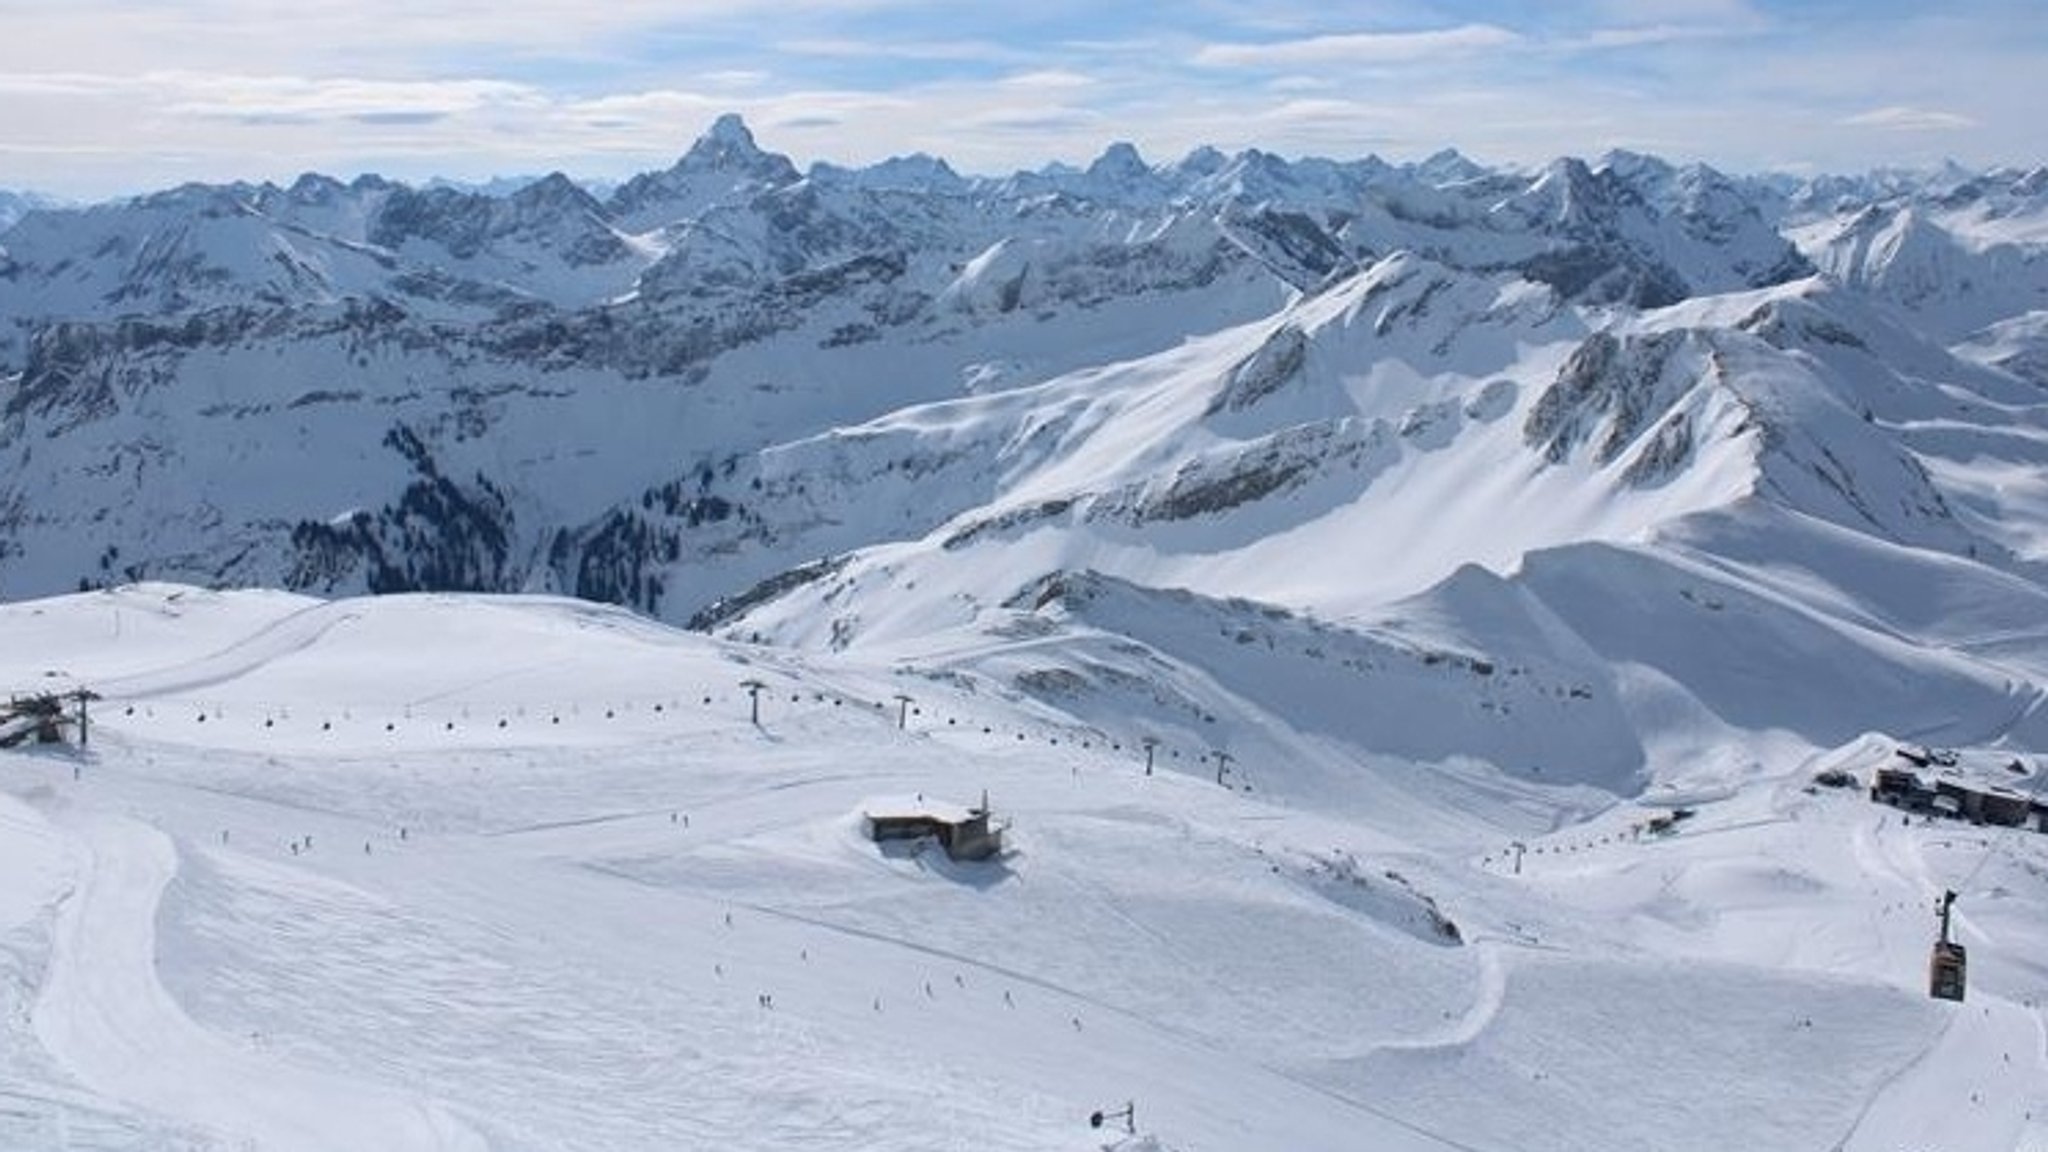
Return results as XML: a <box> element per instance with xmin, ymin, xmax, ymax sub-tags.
<box><xmin>0</xmin><ymin>188</ymin><xmax>65</xmax><ymax>234</ymax></box>
<box><xmin>1784</xmin><ymin>164</ymin><xmax>2048</xmax><ymax>341</ymax></box>
<box><xmin>3</xmin><ymin>118</ymin><xmax>2048</xmax><ymax>792</ymax></box>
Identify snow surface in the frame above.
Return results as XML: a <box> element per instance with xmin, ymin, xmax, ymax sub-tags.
<box><xmin>4</xmin><ymin>585</ymin><xmax>2045</xmax><ymax>1152</ymax></box>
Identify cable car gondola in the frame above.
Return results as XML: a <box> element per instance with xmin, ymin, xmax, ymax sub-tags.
<box><xmin>1928</xmin><ymin>889</ymin><xmax>1966</xmax><ymax>1002</ymax></box>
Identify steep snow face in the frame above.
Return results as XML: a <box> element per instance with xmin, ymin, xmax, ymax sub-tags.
<box><xmin>675</xmin><ymin>247</ymin><xmax>2048</xmax><ymax>794</ymax></box>
<box><xmin>0</xmin><ymin>189</ymin><xmax>375</xmax><ymax>352</ymax></box>
<box><xmin>1486</xmin><ymin>157</ymin><xmax>1811</xmax><ymax>306</ymax></box>
<box><xmin>714</xmin><ymin>252</ymin><xmax>2011</xmax><ymax>635</ymax></box>
<box><xmin>364</xmin><ymin>174</ymin><xmax>650</xmax><ymax>306</ymax></box>
<box><xmin>1954</xmin><ymin>310</ymin><xmax>2048</xmax><ymax>387</ymax></box>
<box><xmin>1307</xmin><ymin>153</ymin><xmax>1811</xmax><ymax>313</ymax></box>
<box><xmin>1787</xmin><ymin>170</ymin><xmax>2048</xmax><ymax>341</ymax></box>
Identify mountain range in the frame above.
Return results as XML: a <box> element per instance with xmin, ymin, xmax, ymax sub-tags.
<box><xmin>4</xmin><ymin>115</ymin><xmax>2048</xmax><ymax>793</ymax></box>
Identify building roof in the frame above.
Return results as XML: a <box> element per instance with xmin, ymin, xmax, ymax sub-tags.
<box><xmin>1896</xmin><ymin>745</ymin><xmax>2044</xmax><ymax>802</ymax></box>
<box><xmin>861</xmin><ymin>797</ymin><xmax>982</xmax><ymax>825</ymax></box>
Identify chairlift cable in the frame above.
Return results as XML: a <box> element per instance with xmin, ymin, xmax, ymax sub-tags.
<box><xmin>1950</xmin><ymin>755</ymin><xmax>2048</xmax><ymax>897</ymax></box>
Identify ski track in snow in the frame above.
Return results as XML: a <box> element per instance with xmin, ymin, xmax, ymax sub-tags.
<box><xmin>657</xmin><ymin>872</ymin><xmax>1498</xmax><ymax>1152</ymax></box>
<box><xmin>94</xmin><ymin>603</ymin><xmax>363</xmax><ymax>702</ymax></box>
<box><xmin>1837</xmin><ymin>997</ymin><xmax>2046</xmax><ymax>1152</ymax></box>
<box><xmin>31</xmin><ymin>812</ymin><xmax>486</xmax><ymax>1152</ymax></box>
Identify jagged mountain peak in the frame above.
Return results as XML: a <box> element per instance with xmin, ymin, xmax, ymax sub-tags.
<box><xmin>514</xmin><ymin>170</ymin><xmax>587</xmax><ymax>198</ymax></box>
<box><xmin>1088</xmin><ymin>141</ymin><xmax>1150</xmax><ymax>180</ymax></box>
<box><xmin>604</xmin><ymin>112</ymin><xmax>802</xmax><ymax>229</ymax></box>
<box><xmin>1515</xmin><ymin>156</ymin><xmax>1623</xmax><ymax>228</ymax></box>
<box><xmin>680</xmin><ymin>112</ymin><xmax>790</xmax><ymax>176</ymax></box>
<box><xmin>1412</xmin><ymin>147</ymin><xmax>1486</xmax><ymax>187</ymax></box>
<box><xmin>128</xmin><ymin>180</ymin><xmax>264</xmax><ymax>218</ymax></box>
<box><xmin>281</xmin><ymin>172</ymin><xmax>351</xmax><ymax>204</ymax></box>
<box><xmin>507</xmin><ymin>171</ymin><xmax>607</xmax><ymax>217</ymax></box>
<box><xmin>1596</xmin><ymin>148</ymin><xmax>1677</xmax><ymax>187</ymax></box>
<box><xmin>1172</xmin><ymin>145</ymin><xmax>1229</xmax><ymax>180</ymax></box>
<box><xmin>809</xmin><ymin>152</ymin><xmax>966</xmax><ymax>195</ymax></box>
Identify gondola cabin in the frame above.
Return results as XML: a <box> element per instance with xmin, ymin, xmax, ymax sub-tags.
<box><xmin>1928</xmin><ymin>890</ymin><xmax>1966</xmax><ymax>1002</ymax></box>
<box><xmin>1929</xmin><ymin>941</ymin><xmax>1967</xmax><ymax>1002</ymax></box>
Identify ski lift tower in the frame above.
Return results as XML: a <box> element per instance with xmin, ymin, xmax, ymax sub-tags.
<box><xmin>70</xmin><ymin>688</ymin><xmax>101</xmax><ymax>747</ymax></box>
<box><xmin>740</xmin><ymin>679</ymin><xmax>768</xmax><ymax>725</ymax></box>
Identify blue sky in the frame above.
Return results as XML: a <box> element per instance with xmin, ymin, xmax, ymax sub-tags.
<box><xmin>0</xmin><ymin>0</ymin><xmax>2040</xmax><ymax>198</ymax></box>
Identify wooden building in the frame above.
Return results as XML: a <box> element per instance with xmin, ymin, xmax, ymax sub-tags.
<box><xmin>1872</xmin><ymin>765</ymin><xmax>1935</xmax><ymax>810</ymax></box>
<box><xmin>863</xmin><ymin>795</ymin><xmax>1006</xmax><ymax>862</ymax></box>
<box><xmin>1872</xmin><ymin>746</ymin><xmax>2046</xmax><ymax>832</ymax></box>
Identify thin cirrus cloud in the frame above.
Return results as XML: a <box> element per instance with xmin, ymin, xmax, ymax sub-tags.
<box><xmin>0</xmin><ymin>69</ymin><xmax>541</xmax><ymax>116</ymax></box>
<box><xmin>1192</xmin><ymin>24</ymin><xmax>1523</xmax><ymax>67</ymax></box>
<box><xmin>1842</xmin><ymin>106</ymin><xmax>1979</xmax><ymax>132</ymax></box>
<box><xmin>1573</xmin><ymin>22</ymin><xmax>1751</xmax><ymax>49</ymax></box>
<box><xmin>773</xmin><ymin>37</ymin><xmax>1023</xmax><ymax>63</ymax></box>
<box><xmin>160</xmin><ymin>76</ymin><xmax>544</xmax><ymax>124</ymax></box>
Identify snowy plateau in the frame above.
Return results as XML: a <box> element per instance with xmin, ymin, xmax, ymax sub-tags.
<box><xmin>2</xmin><ymin>115</ymin><xmax>2048</xmax><ymax>1151</ymax></box>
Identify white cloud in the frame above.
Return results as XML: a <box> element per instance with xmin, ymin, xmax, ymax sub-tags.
<box><xmin>1586</xmin><ymin>0</ymin><xmax>1761</xmax><ymax>21</ymax></box>
<box><xmin>1574</xmin><ymin>23</ymin><xmax>1750</xmax><ymax>49</ymax></box>
<box><xmin>699</xmin><ymin>71</ymin><xmax>772</xmax><ymax>90</ymax></box>
<box><xmin>1842</xmin><ymin>106</ymin><xmax>1979</xmax><ymax>132</ymax></box>
<box><xmin>1267</xmin><ymin>76</ymin><xmax>1336</xmax><ymax>93</ymax></box>
<box><xmin>159</xmin><ymin>75</ymin><xmax>543</xmax><ymax>124</ymax></box>
<box><xmin>1194</xmin><ymin>24</ymin><xmax>1522</xmax><ymax>68</ymax></box>
<box><xmin>774</xmin><ymin>37</ymin><xmax>1018</xmax><ymax>63</ymax></box>
<box><xmin>999</xmin><ymin>70</ymin><xmax>1096</xmax><ymax>91</ymax></box>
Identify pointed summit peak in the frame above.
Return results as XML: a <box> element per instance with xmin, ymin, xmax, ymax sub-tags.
<box><xmin>1174</xmin><ymin>145</ymin><xmax>1227</xmax><ymax>178</ymax></box>
<box><xmin>672</xmin><ymin>112</ymin><xmax>799</xmax><ymax>186</ymax></box>
<box><xmin>706</xmin><ymin>112</ymin><xmax>756</xmax><ymax>148</ymax></box>
<box><xmin>518</xmin><ymin>171</ymin><xmax>585</xmax><ymax>198</ymax></box>
<box><xmin>1597</xmin><ymin>148</ymin><xmax>1668</xmax><ymax>175</ymax></box>
<box><xmin>1415</xmin><ymin>147</ymin><xmax>1483</xmax><ymax>184</ymax></box>
<box><xmin>607</xmin><ymin>112</ymin><xmax>799</xmax><ymax>227</ymax></box>
<box><xmin>509</xmin><ymin>171</ymin><xmax>603</xmax><ymax>215</ymax></box>
<box><xmin>1088</xmin><ymin>141</ymin><xmax>1149</xmax><ymax>179</ymax></box>
<box><xmin>684</xmin><ymin>113</ymin><xmax>777</xmax><ymax>168</ymax></box>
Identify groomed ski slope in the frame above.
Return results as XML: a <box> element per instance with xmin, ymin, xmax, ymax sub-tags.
<box><xmin>2</xmin><ymin>585</ymin><xmax>2045</xmax><ymax>1152</ymax></box>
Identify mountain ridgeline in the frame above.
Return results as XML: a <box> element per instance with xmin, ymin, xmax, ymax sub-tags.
<box><xmin>4</xmin><ymin>116</ymin><xmax>2048</xmax><ymax>784</ymax></box>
